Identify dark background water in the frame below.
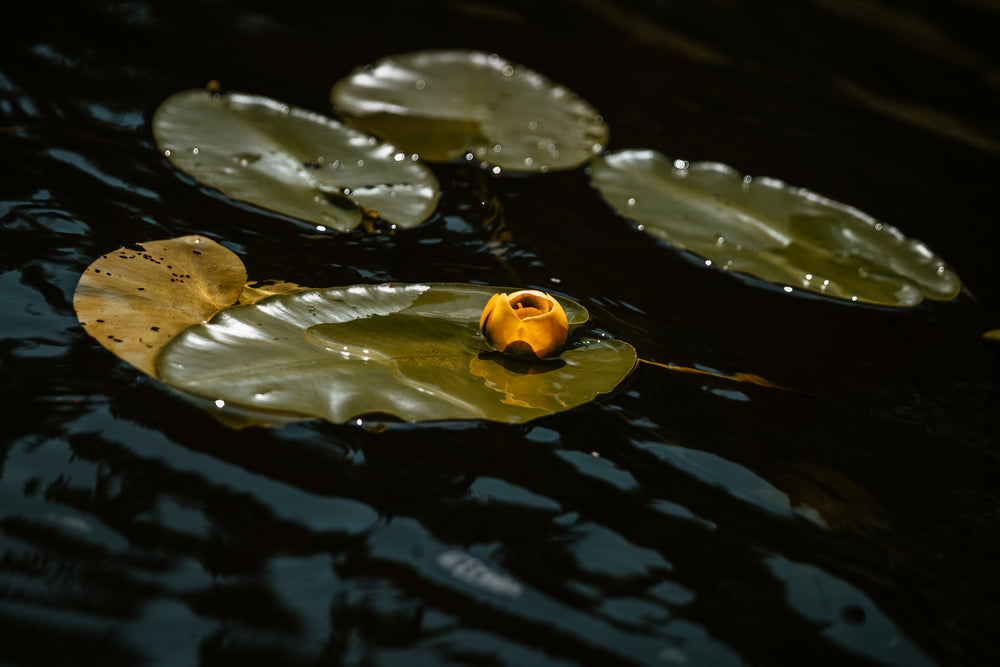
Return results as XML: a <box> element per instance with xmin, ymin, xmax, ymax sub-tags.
<box><xmin>3</xmin><ymin>1</ymin><xmax>1000</xmax><ymax>665</ymax></box>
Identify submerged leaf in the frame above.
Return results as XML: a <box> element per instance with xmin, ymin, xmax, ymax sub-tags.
<box><xmin>331</xmin><ymin>50</ymin><xmax>609</xmax><ymax>172</ymax></box>
<box><xmin>156</xmin><ymin>283</ymin><xmax>635</xmax><ymax>424</ymax></box>
<box><xmin>73</xmin><ymin>235</ymin><xmax>247</xmax><ymax>376</ymax></box>
<box><xmin>152</xmin><ymin>88</ymin><xmax>440</xmax><ymax>230</ymax></box>
<box><xmin>589</xmin><ymin>149</ymin><xmax>961</xmax><ymax>306</ymax></box>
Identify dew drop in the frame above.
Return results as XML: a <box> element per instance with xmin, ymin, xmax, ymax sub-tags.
<box><xmin>316</xmin><ymin>225</ymin><xmax>327</xmax><ymax>232</ymax></box>
<box><xmin>393</xmin><ymin>152</ymin><xmax>406</xmax><ymax>162</ymax></box>
<box><xmin>232</xmin><ymin>152</ymin><xmax>261</xmax><ymax>166</ymax></box>
<box><xmin>502</xmin><ymin>65</ymin><xmax>514</xmax><ymax>76</ymax></box>
<box><xmin>673</xmin><ymin>159</ymin><xmax>689</xmax><ymax>169</ymax></box>
<box><xmin>528</xmin><ymin>120</ymin><xmax>538</xmax><ymax>131</ymax></box>
<box><xmin>191</xmin><ymin>147</ymin><xmax>199</xmax><ymax>155</ymax></box>
<box><xmin>163</xmin><ymin>149</ymin><xmax>171</xmax><ymax>157</ymax></box>
<box><xmin>492</xmin><ymin>166</ymin><xmax>502</xmax><ymax>175</ymax></box>
<box><xmin>415</xmin><ymin>79</ymin><xmax>426</xmax><ymax>90</ymax></box>
<box><xmin>524</xmin><ymin>157</ymin><xmax>533</xmax><ymax>167</ymax></box>
<box><xmin>743</xmin><ymin>175</ymin><xmax>752</xmax><ymax>184</ymax></box>
<box><xmin>783</xmin><ymin>286</ymin><xmax>794</xmax><ymax>293</ymax></box>
<box><xmin>715</xmin><ymin>235</ymin><xmax>726</xmax><ymax>246</ymax></box>
<box><xmin>626</xmin><ymin>197</ymin><xmax>636</xmax><ymax>207</ymax></box>
<box><xmin>214</xmin><ymin>399</ymin><xmax>225</xmax><ymax>408</ymax></box>
<box><xmin>357</xmin><ymin>159</ymin><xmax>365</xmax><ymax>167</ymax></box>
<box><xmin>493</xmin><ymin>144</ymin><xmax>502</xmax><ymax>153</ymax></box>
<box><xmin>636</xmin><ymin>224</ymin><xmax>645</xmax><ymax>231</ymax></box>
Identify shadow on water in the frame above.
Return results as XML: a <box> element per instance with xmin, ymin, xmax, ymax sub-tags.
<box><xmin>3</xmin><ymin>1</ymin><xmax>1000</xmax><ymax>665</ymax></box>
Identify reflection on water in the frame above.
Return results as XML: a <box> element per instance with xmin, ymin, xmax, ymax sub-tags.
<box><xmin>3</xmin><ymin>1</ymin><xmax>1000</xmax><ymax>665</ymax></box>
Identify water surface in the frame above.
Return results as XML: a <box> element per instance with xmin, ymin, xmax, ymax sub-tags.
<box><xmin>3</xmin><ymin>1</ymin><xmax>1000</xmax><ymax>665</ymax></box>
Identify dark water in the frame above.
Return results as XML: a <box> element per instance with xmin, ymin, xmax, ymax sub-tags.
<box><xmin>3</xmin><ymin>1</ymin><xmax>1000</xmax><ymax>665</ymax></box>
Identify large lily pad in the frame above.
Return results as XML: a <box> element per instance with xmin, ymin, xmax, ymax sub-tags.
<box><xmin>156</xmin><ymin>284</ymin><xmax>636</xmax><ymax>424</ymax></box>
<box><xmin>331</xmin><ymin>50</ymin><xmax>609</xmax><ymax>172</ymax></box>
<box><xmin>152</xmin><ymin>88</ymin><xmax>440</xmax><ymax>231</ymax></box>
<box><xmin>589</xmin><ymin>149</ymin><xmax>961</xmax><ymax>306</ymax></box>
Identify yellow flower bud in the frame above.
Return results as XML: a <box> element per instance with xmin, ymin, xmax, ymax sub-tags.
<box><xmin>479</xmin><ymin>290</ymin><xmax>569</xmax><ymax>359</ymax></box>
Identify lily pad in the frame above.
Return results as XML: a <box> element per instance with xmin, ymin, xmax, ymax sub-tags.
<box><xmin>589</xmin><ymin>149</ymin><xmax>961</xmax><ymax>306</ymax></box>
<box><xmin>152</xmin><ymin>88</ymin><xmax>440</xmax><ymax>231</ymax></box>
<box><xmin>73</xmin><ymin>235</ymin><xmax>249</xmax><ymax>376</ymax></box>
<box><xmin>155</xmin><ymin>283</ymin><xmax>636</xmax><ymax>424</ymax></box>
<box><xmin>74</xmin><ymin>235</ymin><xmax>311</xmax><ymax>378</ymax></box>
<box><xmin>331</xmin><ymin>50</ymin><xmax>609</xmax><ymax>172</ymax></box>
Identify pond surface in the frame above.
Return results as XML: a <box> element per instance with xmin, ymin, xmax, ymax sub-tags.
<box><xmin>3</xmin><ymin>1</ymin><xmax>1000</xmax><ymax>665</ymax></box>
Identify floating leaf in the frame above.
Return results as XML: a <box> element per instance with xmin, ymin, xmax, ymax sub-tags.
<box><xmin>156</xmin><ymin>284</ymin><xmax>636</xmax><ymax>424</ymax></box>
<box><xmin>331</xmin><ymin>50</ymin><xmax>609</xmax><ymax>172</ymax></box>
<box><xmin>772</xmin><ymin>463</ymin><xmax>890</xmax><ymax>538</ymax></box>
<box><xmin>589</xmin><ymin>149</ymin><xmax>961</xmax><ymax>306</ymax></box>
<box><xmin>73</xmin><ymin>235</ymin><xmax>248</xmax><ymax>376</ymax></box>
<box><xmin>152</xmin><ymin>88</ymin><xmax>440</xmax><ymax>231</ymax></box>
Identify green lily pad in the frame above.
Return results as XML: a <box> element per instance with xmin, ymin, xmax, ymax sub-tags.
<box><xmin>155</xmin><ymin>283</ymin><xmax>635</xmax><ymax>424</ymax></box>
<box><xmin>152</xmin><ymin>88</ymin><xmax>440</xmax><ymax>231</ymax></box>
<box><xmin>331</xmin><ymin>50</ymin><xmax>609</xmax><ymax>172</ymax></box>
<box><xmin>589</xmin><ymin>149</ymin><xmax>961</xmax><ymax>306</ymax></box>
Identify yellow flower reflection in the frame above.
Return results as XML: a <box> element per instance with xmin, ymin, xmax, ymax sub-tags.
<box><xmin>479</xmin><ymin>290</ymin><xmax>569</xmax><ymax>359</ymax></box>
